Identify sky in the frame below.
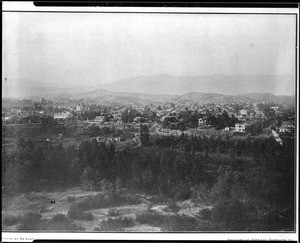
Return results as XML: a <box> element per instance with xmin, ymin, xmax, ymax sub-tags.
<box><xmin>2</xmin><ymin>11</ymin><xmax>296</xmax><ymax>91</ymax></box>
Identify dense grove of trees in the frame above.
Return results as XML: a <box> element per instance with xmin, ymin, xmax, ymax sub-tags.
<box><xmin>121</xmin><ymin>108</ymin><xmax>142</xmax><ymax>123</ymax></box>
<box><xmin>174</xmin><ymin>110</ymin><xmax>238</xmax><ymax>130</ymax></box>
<box><xmin>2</xmin><ymin>132</ymin><xmax>295</xmax><ymax>231</ymax></box>
<box><xmin>206</xmin><ymin>111</ymin><xmax>238</xmax><ymax>129</ymax></box>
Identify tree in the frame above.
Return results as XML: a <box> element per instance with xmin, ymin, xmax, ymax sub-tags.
<box><xmin>140</xmin><ymin>124</ymin><xmax>150</xmax><ymax>146</ymax></box>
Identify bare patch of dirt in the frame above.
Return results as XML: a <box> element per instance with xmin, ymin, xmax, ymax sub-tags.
<box><xmin>2</xmin><ymin>188</ymin><xmax>213</xmax><ymax>232</ymax></box>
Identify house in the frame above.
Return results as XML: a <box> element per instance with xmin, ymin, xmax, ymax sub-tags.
<box><xmin>270</xmin><ymin>106</ymin><xmax>279</xmax><ymax>112</ymax></box>
<box><xmin>238</xmin><ymin>115</ymin><xmax>246</xmax><ymax>122</ymax></box>
<box><xmin>75</xmin><ymin>105</ymin><xmax>81</xmax><ymax>111</ymax></box>
<box><xmin>198</xmin><ymin>118</ymin><xmax>205</xmax><ymax>126</ymax></box>
<box><xmin>234</xmin><ymin>123</ymin><xmax>246</xmax><ymax>132</ymax></box>
<box><xmin>2</xmin><ymin>117</ymin><xmax>12</xmax><ymax>125</ymax></box>
<box><xmin>278</xmin><ymin>124</ymin><xmax>293</xmax><ymax>133</ymax></box>
<box><xmin>239</xmin><ymin>109</ymin><xmax>248</xmax><ymax>116</ymax></box>
<box><xmin>54</xmin><ymin>111</ymin><xmax>72</xmax><ymax>123</ymax></box>
<box><xmin>170</xmin><ymin>129</ymin><xmax>182</xmax><ymax>137</ymax></box>
<box><xmin>133</xmin><ymin>117</ymin><xmax>141</xmax><ymax>123</ymax></box>
<box><xmin>116</xmin><ymin>120</ymin><xmax>123</xmax><ymax>125</ymax></box>
<box><xmin>94</xmin><ymin>116</ymin><xmax>105</xmax><ymax>123</ymax></box>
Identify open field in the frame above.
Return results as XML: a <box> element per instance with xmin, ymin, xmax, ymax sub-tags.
<box><xmin>2</xmin><ymin>188</ymin><xmax>211</xmax><ymax>232</ymax></box>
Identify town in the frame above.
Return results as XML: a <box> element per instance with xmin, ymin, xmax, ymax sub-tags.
<box><xmin>2</xmin><ymin>96</ymin><xmax>295</xmax><ymax>153</ymax></box>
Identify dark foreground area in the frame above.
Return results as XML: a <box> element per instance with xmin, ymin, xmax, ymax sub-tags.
<box><xmin>2</xmin><ymin>129</ymin><xmax>295</xmax><ymax>232</ymax></box>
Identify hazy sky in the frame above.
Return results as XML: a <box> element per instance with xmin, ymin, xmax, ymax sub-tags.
<box><xmin>2</xmin><ymin>12</ymin><xmax>296</xmax><ymax>88</ymax></box>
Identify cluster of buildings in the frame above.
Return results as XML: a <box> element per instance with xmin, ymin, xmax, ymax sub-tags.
<box><xmin>2</xmin><ymin>98</ymin><xmax>295</xmax><ymax>145</ymax></box>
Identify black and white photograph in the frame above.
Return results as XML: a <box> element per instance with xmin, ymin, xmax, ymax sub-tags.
<box><xmin>2</xmin><ymin>2</ymin><xmax>299</xmax><ymax>241</ymax></box>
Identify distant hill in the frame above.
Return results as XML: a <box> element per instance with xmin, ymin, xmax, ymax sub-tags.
<box><xmin>2</xmin><ymin>75</ymin><xmax>295</xmax><ymax>105</ymax></box>
<box><xmin>173</xmin><ymin>92</ymin><xmax>294</xmax><ymax>104</ymax></box>
<box><xmin>2</xmin><ymin>78</ymin><xmax>94</xmax><ymax>99</ymax></box>
<box><xmin>74</xmin><ymin>89</ymin><xmax>294</xmax><ymax>106</ymax></box>
<box><xmin>233</xmin><ymin>92</ymin><xmax>295</xmax><ymax>104</ymax></box>
<box><xmin>102</xmin><ymin>74</ymin><xmax>295</xmax><ymax>96</ymax></box>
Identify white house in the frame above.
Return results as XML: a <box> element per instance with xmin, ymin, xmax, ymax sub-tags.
<box><xmin>75</xmin><ymin>105</ymin><xmax>81</xmax><ymax>111</ymax></box>
<box><xmin>116</xmin><ymin>120</ymin><xmax>123</xmax><ymax>125</ymax></box>
<box><xmin>170</xmin><ymin>129</ymin><xmax>182</xmax><ymax>137</ymax></box>
<box><xmin>198</xmin><ymin>118</ymin><xmax>205</xmax><ymax>126</ymax></box>
<box><xmin>54</xmin><ymin>111</ymin><xmax>72</xmax><ymax>120</ymax></box>
<box><xmin>234</xmin><ymin>123</ymin><xmax>246</xmax><ymax>132</ymax></box>
<box><xmin>239</xmin><ymin>109</ymin><xmax>248</xmax><ymax>116</ymax></box>
<box><xmin>94</xmin><ymin>116</ymin><xmax>105</xmax><ymax>123</ymax></box>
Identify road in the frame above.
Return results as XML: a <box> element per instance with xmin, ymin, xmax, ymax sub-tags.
<box><xmin>149</xmin><ymin>122</ymin><xmax>160</xmax><ymax>135</ymax></box>
<box><xmin>132</xmin><ymin>132</ymin><xmax>141</xmax><ymax>148</ymax></box>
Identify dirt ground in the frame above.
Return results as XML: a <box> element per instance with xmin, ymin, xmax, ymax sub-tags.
<box><xmin>2</xmin><ymin>188</ymin><xmax>211</xmax><ymax>232</ymax></box>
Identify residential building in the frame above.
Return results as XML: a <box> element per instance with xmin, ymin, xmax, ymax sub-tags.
<box><xmin>234</xmin><ymin>123</ymin><xmax>246</xmax><ymax>132</ymax></box>
<box><xmin>239</xmin><ymin>109</ymin><xmax>247</xmax><ymax>116</ymax></box>
<box><xmin>198</xmin><ymin>118</ymin><xmax>205</xmax><ymax>126</ymax></box>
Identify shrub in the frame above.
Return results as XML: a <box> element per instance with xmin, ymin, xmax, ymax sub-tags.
<box><xmin>80</xmin><ymin>166</ymin><xmax>96</xmax><ymax>190</ymax></box>
<box><xmin>174</xmin><ymin>185</ymin><xmax>191</xmax><ymax>201</ymax></box>
<box><xmin>107</xmin><ymin>209</ymin><xmax>120</xmax><ymax>217</ymax></box>
<box><xmin>11</xmin><ymin>193</ymin><xmax>49</xmax><ymax>213</ymax></box>
<box><xmin>2</xmin><ymin>214</ymin><xmax>22</xmax><ymax>226</ymax></box>
<box><xmin>98</xmin><ymin>216</ymin><xmax>134</xmax><ymax>231</ymax></box>
<box><xmin>135</xmin><ymin>210</ymin><xmax>164</xmax><ymax>225</ymax></box>
<box><xmin>151</xmin><ymin>195</ymin><xmax>165</xmax><ymax>204</ymax></box>
<box><xmin>81</xmin><ymin>211</ymin><xmax>94</xmax><ymax>221</ymax></box>
<box><xmin>67</xmin><ymin>196</ymin><xmax>76</xmax><ymax>203</ymax></box>
<box><xmin>74</xmin><ymin>192</ymin><xmax>140</xmax><ymax>212</ymax></box>
<box><xmin>42</xmin><ymin>213</ymin><xmax>85</xmax><ymax>231</ymax></box>
<box><xmin>67</xmin><ymin>204</ymin><xmax>94</xmax><ymax>221</ymax></box>
<box><xmin>199</xmin><ymin>208</ymin><xmax>212</xmax><ymax>220</ymax></box>
<box><xmin>52</xmin><ymin>213</ymin><xmax>68</xmax><ymax>222</ymax></box>
<box><xmin>166</xmin><ymin>201</ymin><xmax>180</xmax><ymax>212</ymax></box>
<box><xmin>17</xmin><ymin>212</ymin><xmax>43</xmax><ymax>230</ymax></box>
<box><xmin>120</xmin><ymin>194</ymin><xmax>141</xmax><ymax>205</ymax></box>
<box><xmin>67</xmin><ymin>204</ymin><xmax>83</xmax><ymax>219</ymax></box>
<box><xmin>74</xmin><ymin>193</ymin><xmax>108</xmax><ymax>211</ymax></box>
<box><xmin>211</xmin><ymin>199</ymin><xmax>249</xmax><ymax>231</ymax></box>
<box><xmin>135</xmin><ymin>210</ymin><xmax>198</xmax><ymax>231</ymax></box>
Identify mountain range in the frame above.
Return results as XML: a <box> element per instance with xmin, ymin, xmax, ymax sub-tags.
<box><xmin>101</xmin><ymin>74</ymin><xmax>295</xmax><ymax>96</ymax></box>
<box><xmin>2</xmin><ymin>74</ymin><xmax>295</xmax><ymax>105</ymax></box>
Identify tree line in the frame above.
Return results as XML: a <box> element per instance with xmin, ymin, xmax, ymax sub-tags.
<box><xmin>2</xmin><ymin>133</ymin><xmax>295</xmax><ymax>231</ymax></box>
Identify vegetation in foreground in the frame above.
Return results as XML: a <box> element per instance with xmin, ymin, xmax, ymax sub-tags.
<box><xmin>2</xmin><ymin>129</ymin><xmax>295</xmax><ymax>231</ymax></box>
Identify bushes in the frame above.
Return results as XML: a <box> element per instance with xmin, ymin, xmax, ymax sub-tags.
<box><xmin>74</xmin><ymin>193</ymin><xmax>109</xmax><ymax>211</ymax></box>
<box><xmin>120</xmin><ymin>194</ymin><xmax>141</xmax><ymax>205</ymax></box>
<box><xmin>2</xmin><ymin>214</ymin><xmax>22</xmax><ymax>226</ymax></box>
<box><xmin>17</xmin><ymin>212</ymin><xmax>43</xmax><ymax>230</ymax></box>
<box><xmin>10</xmin><ymin>193</ymin><xmax>49</xmax><ymax>213</ymax></box>
<box><xmin>67</xmin><ymin>196</ymin><xmax>76</xmax><ymax>203</ymax></box>
<box><xmin>210</xmin><ymin>199</ymin><xmax>249</xmax><ymax>231</ymax></box>
<box><xmin>107</xmin><ymin>209</ymin><xmax>120</xmax><ymax>217</ymax></box>
<box><xmin>165</xmin><ymin>201</ymin><xmax>180</xmax><ymax>213</ymax></box>
<box><xmin>71</xmin><ymin>192</ymin><xmax>141</xmax><ymax>214</ymax></box>
<box><xmin>199</xmin><ymin>208</ymin><xmax>212</xmax><ymax>220</ymax></box>
<box><xmin>135</xmin><ymin>210</ymin><xmax>198</xmax><ymax>231</ymax></box>
<box><xmin>80</xmin><ymin>166</ymin><xmax>96</xmax><ymax>190</ymax></box>
<box><xmin>98</xmin><ymin>216</ymin><xmax>134</xmax><ymax>231</ymax></box>
<box><xmin>174</xmin><ymin>184</ymin><xmax>192</xmax><ymax>201</ymax></box>
<box><xmin>44</xmin><ymin>213</ymin><xmax>85</xmax><ymax>231</ymax></box>
<box><xmin>13</xmin><ymin>212</ymin><xmax>85</xmax><ymax>231</ymax></box>
<box><xmin>67</xmin><ymin>204</ymin><xmax>94</xmax><ymax>221</ymax></box>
